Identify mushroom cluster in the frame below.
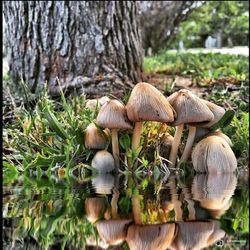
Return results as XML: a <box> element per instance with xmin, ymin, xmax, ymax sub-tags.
<box><xmin>84</xmin><ymin>82</ymin><xmax>237</xmax><ymax>173</ymax></box>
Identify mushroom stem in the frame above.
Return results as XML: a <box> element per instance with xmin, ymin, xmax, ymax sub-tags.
<box><xmin>111</xmin><ymin>189</ymin><xmax>119</xmax><ymax>219</ymax></box>
<box><xmin>169</xmin><ymin>123</ymin><xmax>184</xmax><ymax>167</ymax></box>
<box><xmin>178</xmin><ymin>126</ymin><xmax>196</xmax><ymax>166</ymax></box>
<box><xmin>131</xmin><ymin>122</ymin><xmax>143</xmax><ymax>151</ymax></box>
<box><xmin>112</xmin><ymin>129</ymin><xmax>120</xmax><ymax>171</ymax></box>
<box><xmin>132</xmin><ymin>195</ymin><xmax>143</xmax><ymax>225</ymax></box>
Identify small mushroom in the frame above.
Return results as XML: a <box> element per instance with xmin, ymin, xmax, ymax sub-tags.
<box><xmin>99</xmin><ymin>96</ymin><xmax>110</xmax><ymax>106</ymax></box>
<box><xmin>210</xmin><ymin>130</ymin><xmax>233</xmax><ymax>146</ymax></box>
<box><xmin>191</xmin><ymin>135</ymin><xmax>237</xmax><ymax>173</ymax></box>
<box><xmin>96</xmin><ymin>219</ymin><xmax>132</xmax><ymax>246</ymax></box>
<box><xmin>91</xmin><ymin>174</ymin><xmax>115</xmax><ymax>195</ymax></box>
<box><xmin>85</xmin><ymin>96</ymin><xmax>110</xmax><ymax>112</ymax></box>
<box><xmin>160</xmin><ymin>133</ymin><xmax>174</xmax><ymax>159</ymax></box>
<box><xmin>167</xmin><ymin>89</ymin><xmax>214</xmax><ymax>167</ymax></box>
<box><xmin>126</xmin><ymin>82</ymin><xmax>174</xmax><ymax>151</ymax></box>
<box><xmin>92</xmin><ymin>150</ymin><xmax>115</xmax><ymax>173</ymax></box>
<box><xmin>85</xmin><ymin>197</ymin><xmax>106</xmax><ymax>224</ymax></box>
<box><xmin>85</xmin><ymin>122</ymin><xmax>110</xmax><ymax>149</ymax></box>
<box><xmin>97</xmin><ymin>100</ymin><xmax>133</xmax><ymax>170</ymax></box>
<box><xmin>85</xmin><ymin>99</ymin><xmax>100</xmax><ymax>111</ymax></box>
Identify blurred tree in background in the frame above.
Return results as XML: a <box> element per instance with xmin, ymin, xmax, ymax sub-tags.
<box><xmin>173</xmin><ymin>1</ymin><xmax>249</xmax><ymax>49</ymax></box>
<box><xmin>139</xmin><ymin>1</ymin><xmax>202</xmax><ymax>55</ymax></box>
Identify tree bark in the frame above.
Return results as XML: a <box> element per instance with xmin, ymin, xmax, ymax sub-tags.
<box><xmin>216</xmin><ymin>29</ymin><xmax>223</xmax><ymax>49</ymax></box>
<box><xmin>3</xmin><ymin>1</ymin><xmax>143</xmax><ymax>96</ymax></box>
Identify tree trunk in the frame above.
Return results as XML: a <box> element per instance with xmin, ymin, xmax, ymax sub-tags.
<box><xmin>216</xmin><ymin>29</ymin><xmax>223</xmax><ymax>49</ymax></box>
<box><xmin>3</xmin><ymin>1</ymin><xmax>143</xmax><ymax>96</ymax></box>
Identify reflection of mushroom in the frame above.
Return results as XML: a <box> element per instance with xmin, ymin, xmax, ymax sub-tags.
<box><xmin>126</xmin><ymin>82</ymin><xmax>174</xmax><ymax>151</ymax></box>
<box><xmin>92</xmin><ymin>150</ymin><xmax>115</xmax><ymax>173</ymax></box>
<box><xmin>192</xmin><ymin>136</ymin><xmax>237</xmax><ymax>173</ymax></box>
<box><xmin>192</xmin><ymin>173</ymin><xmax>237</xmax><ymax>218</ymax></box>
<box><xmin>169</xmin><ymin>220</ymin><xmax>225</xmax><ymax>250</ymax></box>
<box><xmin>86</xmin><ymin>236</ymin><xmax>109</xmax><ymax>249</ymax></box>
<box><xmin>178</xmin><ymin>100</ymin><xmax>225</xmax><ymax>165</ymax></box>
<box><xmin>85</xmin><ymin>123</ymin><xmax>110</xmax><ymax>149</ymax></box>
<box><xmin>126</xmin><ymin>223</ymin><xmax>176</xmax><ymax>250</ymax></box>
<box><xmin>127</xmin><ymin>193</ymin><xmax>176</xmax><ymax>250</ymax></box>
<box><xmin>91</xmin><ymin>174</ymin><xmax>115</xmax><ymax>195</ymax></box>
<box><xmin>96</xmin><ymin>219</ymin><xmax>132</xmax><ymax>246</ymax></box>
<box><xmin>85</xmin><ymin>197</ymin><xmax>106</xmax><ymax>224</ymax></box>
<box><xmin>97</xmin><ymin>100</ymin><xmax>132</xmax><ymax>170</ymax></box>
<box><xmin>167</xmin><ymin>89</ymin><xmax>214</xmax><ymax>167</ymax></box>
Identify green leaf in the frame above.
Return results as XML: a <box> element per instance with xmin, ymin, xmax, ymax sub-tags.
<box><xmin>210</xmin><ymin>110</ymin><xmax>235</xmax><ymax>132</ymax></box>
<box><xmin>118</xmin><ymin>197</ymin><xmax>131</xmax><ymax>215</ymax></box>
<box><xmin>43</xmin><ymin>106</ymin><xmax>69</xmax><ymax>140</ymax></box>
<box><xmin>3</xmin><ymin>161</ymin><xmax>19</xmax><ymax>184</ymax></box>
<box><xmin>25</xmin><ymin>154</ymin><xmax>66</xmax><ymax>169</ymax></box>
<box><xmin>119</xmin><ymin>133</ymin><xmax>131</xmax><ymax>151</ymax></box>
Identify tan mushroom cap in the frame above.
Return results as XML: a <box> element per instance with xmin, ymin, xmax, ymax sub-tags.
<box><xmin>92</xmin><ymin>150</ymin><xmax>115</xmax><ymax>173</ymax></box>
<box><xmin>85</xmin><ymin>197</ymin><xmax>106</xmax><ymax>224</ymax></box>
<box><xmin>126</xmin><ymin>82</ymin><xmax>175</xmax><ymax>123</ymax></box>
<box><xmin>126</xmin><ymin>223</ymin><xmax>176</xmax><ymax>250</ymax></box>
<box><xmin>167</xmin><ymin>89</ymin><xmax>214</xmax><ymax>126</ymax></box>
<box><xmin>191</xmin><ymin>100</ymin><xmax>225</xmax><ymax>127</ymax></box>
<box><xmin>96</xmin><ymin>219</ymin><xmax>132</xmax><ymax>246</ymax></box>
<box><xmin>169</xmin><ymin>220</ymin><xmax>225</xmax><ymax>250</ymax></box>
<box><xmin>210</xmin><ymin>130</ymin><xmax>233</xmax><ymax>146</ymax></box>
<box><xmin>97</xmin><ymin>100</ymin><xmax>132</xmax><ymax>130</ymax></box>
<box><xmin>85</xmin><ymin>123</ymin><xmax>110</xmax><ymax>149</ymax></box>
<box><xmin>192</xmin><ymin>135</ymin><xmax>237</xmax><ymax>173</ymax></box>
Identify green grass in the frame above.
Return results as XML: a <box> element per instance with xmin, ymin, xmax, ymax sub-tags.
<box><xmin>144</xmin><ymin>51</ymin><xmax>248</xmax><ymax>85</ymax></box>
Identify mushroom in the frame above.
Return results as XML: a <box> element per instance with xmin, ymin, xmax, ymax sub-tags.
<box><xmin>96</xmin><ymin>219</ymin><xmax>132</xmax><ymax>246</ymax></box>
<box><xmin>99</xmin><ymin>96</ymin><xmax>110</xmax><ymax>106</ymax></box>
<box><xmin>85</xmin><ymin>197</ymin><xmax>106</xmax><ymax>224</ymax></box>
<box><xmin>86</xmin><ymin>236</ymin><xmax>109</xmax><ymax>249</ymax></box>
<box><xmin>126</xmin><ymin>82</ymin><xmax>175</xmax><ymax>152</ymax></box>
<box><xmin>195</xmin><ymin>128</ymin><xmax>232</xmax><ymax>146</ymax></box>
<box><xmin>210</xmin><ymin>130</ymin><xmax>232</xmax><ymax>146</ymax></box>
<box><xmin>167</xmin><ymin>89</ymin><xmax>214</xmax><ymax>167</ymax></box>
<box><xmin>85</xmin><ymin>96</ymin><xmax>110</xmax><ymax>112</ymax></box>
<box><xmin>91</xmin><ymin>174</ymin><xmax>115</xmax><ymax>194</ymax></box>
<box><xmin>192</xmin><ymin>173</ymin><xmax>237</xmax><ymax>218</ymax></box>
<box><xmin>191</xmin><ymin>135</ymin><xmax>237</xmax><ymax>173</ymax></box>
<box><xmin>169</xmin><ymin>220</ymin><xmax>225</xmax><ymax>250</ymax></box>
<box><xmin>97</xmin><ymin>100</ymin><xmax>133</xmax><ymax>170</ymax></box>
<box><xmin>178</xmin><ymin>100</ymin><xmax>226</xmax><ymax>165</ymax></box>
<box><xmin>126</xmin><ymin>223</ymin><xmax>176</xmax><ymax>250</ymax></box>
<box><xmin>85</xmin><ymin>122</ymin><xmax>110</xmax><ymax>149</ymax></box>
<box><xmin>92</xmin><ymin>150</ymin><xmax>115</xmax><ymax>173</ymax></box>
<box><xmin>85</xmin><ymin>99</ymin><xmax>100</xmax><ymax>112</ymax></box>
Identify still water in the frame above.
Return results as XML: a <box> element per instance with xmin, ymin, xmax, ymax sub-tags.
<box><xmin>3</xmin><ymin>170</ymin><xmax>249</xmax><ymax>250</ymax></box>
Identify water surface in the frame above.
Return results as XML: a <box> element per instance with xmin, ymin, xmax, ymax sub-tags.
<box><xmin>3</xmin><ymin>170</ymin><xmax>249</xmax><ymax>250</ymax></box>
